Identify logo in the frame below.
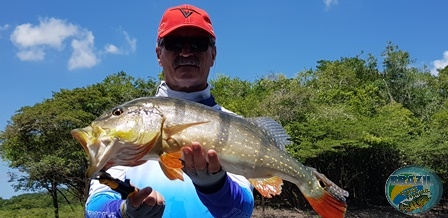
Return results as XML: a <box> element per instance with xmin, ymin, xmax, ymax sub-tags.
<box><xmin>385</xmin><ymin>165</ymin><xmax>443</xmax><ymax>215</ymax></box>
<box><xmin>179</xmin><ymin>9</ymin><xmax>193</xmax><ymax>18</ymax></box>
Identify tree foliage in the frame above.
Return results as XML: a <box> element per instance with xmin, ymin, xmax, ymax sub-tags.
<box><xmin>0</xmin><ymin>72</ymin><xmax>158</xmax><ymax>217</ymax></box>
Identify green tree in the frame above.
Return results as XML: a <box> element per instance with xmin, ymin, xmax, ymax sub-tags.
<box><xmin>0</xmin><ymin>72</ymin><xmax>158</xmax><ymax>218</ymax></box>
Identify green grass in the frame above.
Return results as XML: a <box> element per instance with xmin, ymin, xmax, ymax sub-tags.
<box><xmin>0</xmin><ymin>205</ymin><xmax>84</xmax><ymax>218</ymax></box>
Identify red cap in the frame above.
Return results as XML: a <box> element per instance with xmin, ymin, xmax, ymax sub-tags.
<box><xmin>157</xmin><ymin>4</ymin><xmax>215</xmax><ymax>39</ymax></box>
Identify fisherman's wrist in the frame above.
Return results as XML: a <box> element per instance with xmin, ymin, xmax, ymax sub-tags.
<box><xmin>193</xmin><ymin>170</ymin><xmax>227</xmax><ymax>194</ymax></box>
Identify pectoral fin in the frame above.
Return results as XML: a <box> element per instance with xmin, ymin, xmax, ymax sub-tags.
<box><xmin>163</xmin><ymin>121</ymin><xmax>210</xmax><ymax>136</ymax></box>
<box><xmin>160</xmin><ymin>151</ymin><xmax>183</xmax><ymax>168</ymax></box>
<box><xmin>158</xmin><ymin>160</ymin><xmax>184</xmax><ymax>181</ymax></box>
<box><xmin>249</xmin><ymin>176</ymin><xmax>283</xmax><ymax>198</ymax></box>
<box><xmin>158</xmin><ymin>151</ymin><xmax>185</xmax><ymax>180</ymax></box>
<box><xmin>162</xmin><ymin>121</ymin><xmax>210</xmax><ymax>152</ymax></box>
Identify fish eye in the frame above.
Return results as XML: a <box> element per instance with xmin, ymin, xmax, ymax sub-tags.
<box><xmin>112</xmin><ymin>107</ymin><xmax>124</xmax><ymax>116</ymax></box>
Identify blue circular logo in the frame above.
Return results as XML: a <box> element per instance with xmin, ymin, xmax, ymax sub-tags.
<box><xmin>385</xmin><ymin>165</ymin><xmax>443</xmax><ymax>215</ymax></box>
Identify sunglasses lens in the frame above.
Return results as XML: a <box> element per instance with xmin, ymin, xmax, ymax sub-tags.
<box><xmin>162</xmin><ymin>38</ymin><xmax>183</xmax><ymax>52</ymax></box>
<box><xmin>162</xmin><ymin>37</ymin><xmax>211</xmax><ymax>52</ymax></box>
<box><xmin>189</xmin><ymin>38</ymin><xmax>209</xmax><ymax>52</ymax></box>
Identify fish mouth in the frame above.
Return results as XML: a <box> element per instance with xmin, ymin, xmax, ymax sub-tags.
<box><xmin>71</xmin><ymin>126</ymin><xmax>161</xmax><ymax>178</ymax></box>
<box><xmin>71</xmin><ymin>127</ymin><xmax>92</xmax><ymax>157</ymax></box>
<box><xmin>71</xmin><ymin>126</ymin><xmax>112</xmax><ymax>178</ymax></box>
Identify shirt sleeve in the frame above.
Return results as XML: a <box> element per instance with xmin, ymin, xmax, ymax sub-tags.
<box><xmin>195</xmin><ymin>174</ymin><xmax>254</xmax><ymax>218</ymax></box>
<box><xmin>85</xmin><ymin>191</ymin><xmax>124</xmax><ymax>218</ymax></box>
<box><xmin>85</xmin><ymin>166</ymin><xmax>128</xmax><ymax>218</ymax></box>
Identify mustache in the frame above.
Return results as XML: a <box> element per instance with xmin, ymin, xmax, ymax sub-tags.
<box><xmin>173</xmin><ymin>56</ymin><xmax>200</xmax><ymax>69</ymax></box>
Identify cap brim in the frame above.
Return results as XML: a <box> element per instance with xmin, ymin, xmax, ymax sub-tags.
<box><xmin>158</xmin><ymin>24</ymin><xmax>215</xmax><ymax>39</ymax></box>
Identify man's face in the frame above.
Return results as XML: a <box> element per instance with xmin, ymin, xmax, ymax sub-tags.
<box><xmin>156</xmin><ymin>27</ymin><xmax>216</xmax><ymax>92</ymax></box>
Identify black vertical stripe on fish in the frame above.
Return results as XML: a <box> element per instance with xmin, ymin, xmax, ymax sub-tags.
<box><xmin>173</xmin><ymin>97</ymin><xmax>186</xmax><ymax>120</ymax></box>
<box><xmin>217</xmin><ymin>111</ymin><xmax>230</xmax><ymax>146</ymax></box>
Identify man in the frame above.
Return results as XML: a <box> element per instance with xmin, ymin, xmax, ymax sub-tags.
<box><xmin>85</xmin><ymin>4</ymin><xmax>255</xmax><ymax>218</ymax></box>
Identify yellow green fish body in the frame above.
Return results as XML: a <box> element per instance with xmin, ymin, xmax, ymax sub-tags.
<box><xmin>399</xmin><ymin>194</ymin><xmax>431</xmax><ymax>212</ymax></box>
<box><xmin>71</xmin><ymin>96</ymin><xmax>348</xmax><ymax>218</ymax></box>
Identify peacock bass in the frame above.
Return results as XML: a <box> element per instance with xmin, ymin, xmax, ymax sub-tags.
<box><xmin>71</xmin><ymin>96</ymin><xmax>349</xmax><ymax>218</ymax></box>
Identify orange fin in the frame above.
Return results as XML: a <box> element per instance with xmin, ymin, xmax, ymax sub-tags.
<box><xmin>303</xmin><ymin>167</ymin><xmax>348</xmax><ymax>218</ymax></box>
<box><xmin>160</xmin><ymin>151</ymin><xmax>183</xmax><ymax>168</ymax></box>
<box><xmin>304</xmin><ymin>190</ymin><xmax>347</xmax><ymax>218</ymax></box>
<box><xmin>249</xmin><ymin>176</ymin><xmax>283</xmax><ymax>198</ymax></box>
<box><xmin>159</xmin><ymin>151</ymin><xmax>184</xmax><ymax>181</ymax></box>
<box><xmin>158</xmin><ymin>160</ymin><xmax>184</xmax><ymax>181</ymax></box>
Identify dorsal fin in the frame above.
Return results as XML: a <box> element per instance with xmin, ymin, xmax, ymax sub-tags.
<box><xmin>248</xmin><ymin>117</ymin><xmax>291</xmax><ymax>151</ymax></box>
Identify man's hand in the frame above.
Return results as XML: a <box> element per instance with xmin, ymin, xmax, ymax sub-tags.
<box><xmin>182</xmin><ymin>142</ymin><xmax>226</xmax><ymax>188</ymax></box>
<box><xmin>124</xmin><ymin>187</ymin><xmax>165</xmax><ymax>218</ymax></box>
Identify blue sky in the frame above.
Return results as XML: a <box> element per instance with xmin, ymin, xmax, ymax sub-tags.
<box><xmin>1</xmin><ymin>0</ymin><xmax>447</xmax><ymax>199</ymax></box>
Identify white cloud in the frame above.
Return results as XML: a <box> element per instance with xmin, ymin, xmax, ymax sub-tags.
<box><xmin>431</xmin><ymin>50</ymin><xmax>448</xmax><ymax>76</ymax></box>
<box><xmin>123</xmin><ymin>31</ymin><xmax>137</xmax><ymax>53</ymax></box>
<box><xmin>68</xmin><ymin>31</ymin><xmax>98</xmax><ymax>70</ymax></box>
<box><xmin>10</xmin><ymin>17</ymin><xmax>99</xmax><ymax>69</ymax></box>
<box><xmin>104</xmin><ymin>30</ymin><xmax>137</xmax><ymax>55</ymax></box>
<box><xmin>9</xmin><ymin>17</ymin><xmax>136</xmax><ymax>70</ymax></box>
<box><xmin>324</xmin><ymin>0</ymin><xmax>339</xmax><ymax>9</ymax></box>
<box><xmin>10</xmin><ymin>18</ymin><xmax>78</xmax><ymax>49</ymax></box>
<box><xmin>17</xmin><ymin>48</ymin><xmax>45</xmax><ymax>61</ymax></box>
<box><xmin>104</xmin><ymin>44</ymin><xmax>120</xmax><ymax>54</ymax></box>
<box><xmin>0</xmin><ymin>24</ymin><xmax>9</xmax><ymax>38</ymax></box>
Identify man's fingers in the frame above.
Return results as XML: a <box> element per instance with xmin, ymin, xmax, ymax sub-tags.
<box><xmin>183</xmin><ymin>142</ymin><xmax>222</xmax><ymax>174</ymax></box>
<box><xmin>143</xmin><ymin>189</ymin><xmax>165</xmax><ymax>207</ymax></box>
<box><xmin>182</xmin><ymin>147</ymin><xmax>194</xmax><ymax>169</ymax></box>
<box><xmin>207</xmin><ymin>150</ymin><xmax>221</xmax><ymax>174</ymax></box>
<box><xmin>129</xmin><ymin>187</ymin><xmax>153</xmax><ymax>208</ymax></box>
<box><xmin>192</xmin><ymin>142</ymin><xmax>207</xmax><ymax>171</ymax></box>
<box><xmin>125</xmin><ymin>188</ymin><xmax>165</xmax><ymax>217</ymax></box>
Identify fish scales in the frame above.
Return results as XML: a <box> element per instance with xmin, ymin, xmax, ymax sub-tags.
<box><xmin>71</xmin><ymin>96</ymin><xmax>349</xmax><ymax>218</ymax></box>
<box><xmin>158</xmin><ymin>99</ymin><xmax>293</xmax><ymax>178</ymax></box>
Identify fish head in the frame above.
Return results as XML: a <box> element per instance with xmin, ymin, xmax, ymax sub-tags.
<box><xmin>416</xmin><ymin>194</ymin><xmax>430</xmax><ymax>206</ymax></box>
<box><xmin>71</xmin><ymin>100</ymin><xmax>165</xmax><ymax>178</ymax></box>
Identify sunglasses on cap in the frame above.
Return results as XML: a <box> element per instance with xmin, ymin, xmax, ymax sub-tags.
<box><xmin>158</xmin><ymin>36</ymin><xmax>215</xmax><ymax>52</ymax></box>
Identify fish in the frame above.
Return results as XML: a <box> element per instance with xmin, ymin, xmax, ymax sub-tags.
<box><xmin>398</xmin><ymin>194</ymin><xmax>430</xmax><ymax>212</ymax></box>
<box><xmin>71</xmin><ymin>96</ymin><xmax>349</xmax><ymax>218</ymax></box>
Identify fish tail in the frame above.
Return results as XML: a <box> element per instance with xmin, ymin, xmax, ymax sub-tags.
<box><xmin>300</xmin><ymin>167</ymin><xmax>348</xmax><ymax>218</ymax></box>
<box><xmin>303</xmin><ymin>189</ymin><xmax>347</xmax><ymax>218</ymax></box>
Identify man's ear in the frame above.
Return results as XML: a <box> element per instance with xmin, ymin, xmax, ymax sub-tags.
<box><xmin>211</xmin><ymin>47</ymin><xmax>217</xmax><ymax>65</ymax></box>
<box><xmin>156</xmin><ymin>47</ymin><xmax>162</xmax><ymax>66</ymax></box>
